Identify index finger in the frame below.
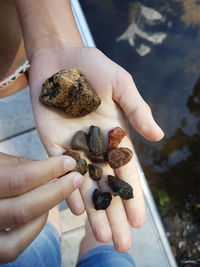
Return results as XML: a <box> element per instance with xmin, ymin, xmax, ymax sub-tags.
<box><xmin>0</xmin><ymin>155</ymin><xmax>76</xmax><ymax>198</ymax></box>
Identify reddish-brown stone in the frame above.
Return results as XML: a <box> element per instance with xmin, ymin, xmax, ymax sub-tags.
<box><xmin>108</xmin><ymin>127</ymin><xmax>127</xmax><ymax>149</ymax></box>
<box><xmin>108</xmin><ymin>147</ymin><xmax>133</xmax><ymax>168</ymax></box>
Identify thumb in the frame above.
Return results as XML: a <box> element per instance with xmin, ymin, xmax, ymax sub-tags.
<box><xmin>114</xmin><ymin>70</ymin><xmax>164</xmax><ymax>141</ymax></box>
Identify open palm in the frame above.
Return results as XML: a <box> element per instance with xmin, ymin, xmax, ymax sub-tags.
<box><xmin>29</xmin><ymin>47</ymin><xmax>164</xmax><ymax>252</ymax></box>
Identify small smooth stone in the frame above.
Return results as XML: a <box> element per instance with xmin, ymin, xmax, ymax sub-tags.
<box><xmin>73</xmin><ymin>158</ymin><xmax>88</xmax><ymax>175</ymax></box>
<box><xmin>92</xmin><ymin>189</ymin><xmax>112</xmax><ymax>210</ymax></box>
<box><xmin>87</xmin><ymin>152</ymin><xmax>107</xmax><ymax>163</ymax></box>
<box><xmin>40</xmin><ymin>69</ymin><xmax>101</xmax><ymax>117</ymax></box>
<box><xmin>63</xmin><ymin>149</ymin><xmax>80</xmax><ymax>162</ymax></box>
<box><xmin>108</xmin><ymin>127</ymin><xmax>127</xmax><ymax>149</ymax></box>
<box><xmin>88</xmin><ymin>126</ymin><xmax>106</xmax><ymax>155</ymax></box>
<box><xmin>108</xmin><ymin>175</ymin><xmax>134</xmax><ymax>200</ymax></box>
<box><xmin>88</xmin><ymin>164</ymin><xmax>103</xmax><ymax>180</ymax></box>
<box><xmin>108</xmin><ymin>147</ymin><xmax>133</xmax><ymax>168</ymax></box>
<box><xmin>71</xmin><ymin>130</ymin><xmax>89</xmax><ymax>152</ymax></box>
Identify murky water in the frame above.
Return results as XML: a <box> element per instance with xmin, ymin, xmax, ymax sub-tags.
<box><xmin>81</xmin><ymin>0</ymin><xmax>200</xmax><ymax>265</ymax></box>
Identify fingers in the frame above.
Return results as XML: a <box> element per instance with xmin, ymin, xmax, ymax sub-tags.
<box><xmin>0</xmin><ymin>155</ymin><xmax>76</xmax><ymax>198</ymax></box>
<box><xmin>98</xmin><ymin>165</ymin><xmax>132</xmax><ymax>252</ymax></box>
<box><xmin>0</xmin><ymin>152</ymin><xmax>30</xmax><ymax>166</ymax></box>
<box><xmin>66</xmin><ymin>189</ymin><xmax>85</xmax><ymax>215</ymax></box>
<box><xmin>0</xmin><ymin>213</ymin><xmax>47</xmax><ymax>264</ymax></box>
<box><xmin>0</xmin><ymin>172</ymin><xmax>84</xmax><ymax>228</ymax></box>
<box><xmin>114</xmin><ymin>137</ymin><xmax>146</xmax><ymax>228</ymax></box>
<box><xmin>113</xmin><ymin>70</ymin><xmax>164</xmax><ymax>141</ymax></box>
<box><xmin>79</xmin><ymin>173</ymin><xmax>112</xmax><ymax>243</ymax></box>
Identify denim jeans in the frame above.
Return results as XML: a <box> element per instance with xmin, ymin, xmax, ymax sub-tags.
<box><xmin>0</xmin><ymin>222</ymin><xmax>136</xmax><ymax>267</ymax></box>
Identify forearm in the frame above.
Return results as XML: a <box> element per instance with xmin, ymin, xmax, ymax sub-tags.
<box><xmin>14</xmin><ymin>0</ymin><xmax>84</xmax><ymax>61</ymax></box>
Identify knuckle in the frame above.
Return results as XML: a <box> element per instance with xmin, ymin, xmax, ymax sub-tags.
<box><xmin>48</xmin><ymin>159</ymin><xmax>63</xmax><ymax>179</ymax></box>
<box><xmin>16</xmin><ymin>156</ymin><xmax>28</xmax><ymax>164</ymax></box>
<box><xmin>57</xmin><ymin>181</ymin><xmax>67</xmax><ymax>200</ymax></box>
<box><xmin>8</xmin><ymin>169</ymin><xmax>27</xmax><ymax>196</ymax></box>
<box><xmin>10</xmin><ymin>204</ymin><xmax>29</xmax><ymax>226</ymax></box>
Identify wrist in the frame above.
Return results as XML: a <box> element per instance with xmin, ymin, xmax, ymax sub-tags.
<box><xmin>28</xmin><ymin>37</ymin><xmax>84</xmax><ymax>63</ymax></box>
<box><xmin>15</xmin><ymin>0</ymin><xmax>84</xmax><ymax>62</ymax></box>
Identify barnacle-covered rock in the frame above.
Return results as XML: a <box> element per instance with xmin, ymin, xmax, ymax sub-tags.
<box><xmin>40</xmin><ymin>69</ymin><xmax>101</xmax><ymax>117</ymax></box>
<box><xmin>92</xmin><ymin>189</ymin><xmax>112</xmax><ymax>210</ymax></box>
<box><xmin>108</xmin><ymin>147</ymin><xmax>133</xmax><ymax>168</ymax></box>
<box><xmin>108</xmin><ymin>175</ymin><xmax>133</xmax><ymax>200</ymax></box>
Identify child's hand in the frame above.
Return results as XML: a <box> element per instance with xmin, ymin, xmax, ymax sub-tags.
<box><xmin>30</xmin><ymin>47</ymin><xmax>164</xmax><ymax>252</ymax></box>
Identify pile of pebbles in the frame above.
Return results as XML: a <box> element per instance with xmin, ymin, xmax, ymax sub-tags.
<box><xmin>63</xmin><ymin>126</ymin><xmax>134</xmax><ymax>210</ymax></box>
<box><xmin>40</xmin><ymin>69</ymin><xmax>134</xmax><ymax>210</ymax></box>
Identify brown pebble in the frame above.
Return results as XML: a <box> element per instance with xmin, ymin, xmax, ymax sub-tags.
<box><xmin>108</xmin><ymin>175</ymin><xmax>134</xmax><ymax>200</ymax></box>
<box><xmin>73</xmin><ymin>158</ymin><xmax>88</xmax><ymax>175</ymax></box>
<box><xmin>40</xmin><ymin>69</ymin><xmax>101</xmax><ymax>117</ymax></box>
<box><xmin>92</xmin><ymin>189</ymin><xmax>112</xmax><ymax>210</ymax></box>
<box><xmin>71</xmin><ymin>130</ymin><xmax>89</xmax><ymax>152</ymax></box>
<box><xmin>88</xmin><ymin>126</ymin><xmax>106</xmax><ymax>155</ymax></box>
<box><xmin>87</xmin><ymin>152</ymin><xmax>107</xmax><ymax>163</ymax></box>
<box><xmin>108</xmin><ymin>147</ymin><xmax>133</xmax><ymax>168</ymax></box>
<box><xmin>88</xmin><ymin>164</ymin><xmax>103</xmax><ymax>180</ymax></box>
<box><xmin>63</xmin><ymin>149</ymin><xmax>80</xmax><ymax>162</ymax></box>
<box><xmin>108</xmin><ymin>127</ymin><xmax>127</xmax><ymax>149</ymax></box>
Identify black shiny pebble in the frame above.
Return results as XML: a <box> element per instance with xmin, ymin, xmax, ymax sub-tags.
<box><xmin>108</xmin><ymin>175</ymin><xmax>134</xmax><ymax>200</ymax></box>
<box><xmin>92</xmin><ymin>189</ymin><xmax>112</xmax><ymax>210</ymax></box>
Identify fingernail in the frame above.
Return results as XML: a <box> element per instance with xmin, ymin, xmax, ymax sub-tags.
<box><xmin>63</xmin><ymin>156</ymin><xmax>76</xmax><ymax>171</ymax></box>
<box><xmin>72</xmin><ymin>174</ymin><xmax>84</xmax><ymax>188</ymax></box>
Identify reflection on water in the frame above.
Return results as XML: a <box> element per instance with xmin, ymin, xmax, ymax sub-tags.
<box><xmin>81</xmin><ymin>0</ymin><xmax>200</xmax><ymax>264</ymax></box>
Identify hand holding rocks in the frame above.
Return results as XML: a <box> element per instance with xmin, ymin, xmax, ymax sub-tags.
<box><xmin>30</xmin><ymin>46</ymin><xmax>164</xmax><ymax>252</ymax></box>
<box><xmin>62</xmin><ymin>125</ymin><xmax>134</xmax><ymax>211</ymax></box>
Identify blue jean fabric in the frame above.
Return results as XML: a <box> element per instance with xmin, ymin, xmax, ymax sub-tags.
<box><xmin>0</xmin><ymin>222</ymin><xmax>136</xmax><ymax>267</ymax></box>
<box><xmin>0</xmin><ymin>222</ymin><xmax>61</xmax><ymax>267</ymax></box>
<box><xmin>77</xmin><ymin>245</ymin><xmax>136</xmax><ymax>267</ymax></box>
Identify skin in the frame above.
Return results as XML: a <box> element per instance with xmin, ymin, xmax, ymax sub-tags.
<box><xmin>29</xmin><ymin>46</ymin><xmax>164</xmax><ymax>252</ymax></box>
<box><xmin>0</xmin><ymin>0</ymin><xmax>164</xmax><ymax>261</ymax></box>
<box><xmin>0</xmin><ymin>153</ymin><xmax>84</xmax><ymax>263</ymax></box>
